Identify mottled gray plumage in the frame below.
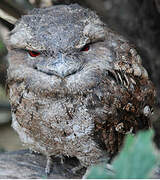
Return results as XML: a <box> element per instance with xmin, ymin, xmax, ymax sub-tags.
<box><xmin>7</xmin><ymin>4</ymin><xmax>155</xmax><ymax>174</ymax></box>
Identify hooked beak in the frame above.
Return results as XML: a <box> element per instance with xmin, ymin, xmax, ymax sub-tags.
<box><xmin>34</xmin><ymin>53</ymin><xmax>83</xmax><ymax>78</ymax></box>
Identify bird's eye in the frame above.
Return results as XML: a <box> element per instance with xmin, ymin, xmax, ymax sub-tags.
<box><xmin>28</xmin><ymin>50</ymin><xmax>40</xmax><ymax>57</ymax></box>
<box><xmin>81</xmin><ymin>44</ymin><xmax>90</xmax><ymax>52</ymax></box>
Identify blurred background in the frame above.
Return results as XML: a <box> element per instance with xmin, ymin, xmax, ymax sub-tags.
<box><xmin>0</xmin><ymin>0</ymin><xmax>160</xmax><ymax>152</ymax></box>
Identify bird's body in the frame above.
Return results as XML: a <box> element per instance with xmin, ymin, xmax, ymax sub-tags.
<box><xmin>7</xmin><ymin>4</ymin><xmax>155</xmax><ymax>172</ymax></box>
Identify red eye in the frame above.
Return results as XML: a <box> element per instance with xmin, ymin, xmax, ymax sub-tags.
<box><xmin>81</xmin><ymin>44</ymin><xmax>90</xmax><ymax>52</ymax></box>
<box><xmin>28</xmin><ymin>50</ymin><xmax>40</xmax><ymax>57</ymax></box>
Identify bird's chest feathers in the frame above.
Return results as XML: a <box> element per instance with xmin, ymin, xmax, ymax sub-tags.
<box><xmin>10</xmin><ymin>83</ymin><xmax>95</xmax><ymax>154</ymax></box>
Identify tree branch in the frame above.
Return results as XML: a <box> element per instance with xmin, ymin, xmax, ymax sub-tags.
<box><xmin>0</xmin><ymin>149</ymin><xmax>86</xmax><ymax>178</ymax></box>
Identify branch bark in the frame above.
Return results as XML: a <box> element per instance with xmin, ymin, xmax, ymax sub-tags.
<box><xmin>0</xmin><ymin>149</ymin><xmax>86</xmax><ymax>178</ymax></box>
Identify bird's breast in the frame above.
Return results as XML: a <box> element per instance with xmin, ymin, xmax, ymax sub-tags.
<box><xmin>9</xmin><ymin>81</ymin><xmax>98</xmax><ymax>157</ymax></box>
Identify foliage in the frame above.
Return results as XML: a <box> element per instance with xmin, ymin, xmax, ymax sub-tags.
<box><xmin>0</xmin><ymin>148</ymin><xmax>5</xmax><ymax>153</ymax></box>
<box><xmin>86</xmin><ymin>130</ymin><xmax>158</xmax><ymax>179</ymax></box>
<box><xmin>0</xmin><ymin>85</ymin><xmax>7</xmax><ymax>100</ymax></box>
<box><xmin>0</xmin><ymin>40</ymin><xmax>6</xmax><ymax>54</ymax></box>
<box><xmin>0</xmin><ymin>41</ymin><xmax>4</xmax><ymax>49</ymax></box>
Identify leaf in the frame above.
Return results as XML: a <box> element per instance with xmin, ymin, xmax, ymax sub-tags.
<box><xmin>0</xmin><ymin>41</ymin><xmax>5</xmax><ymax>50</ymax></box>
<box><xmin>0</xmin><ymin>40</ymin><xmax>6</xmax><ymax>54</ymax></box>
<box><xmin>112</xmin><ymin>130</ymin><xmax>157</xmax><ymax>179</ymax></box>
<box><xmin>86</xmin><ymin>130</ymin><xmax>157</xmax><ymax>179</ymax></box>
<box><xmin>85</xmin><ymin>163</ymin><xmax>113</xmax><ymax>179</ymax></box>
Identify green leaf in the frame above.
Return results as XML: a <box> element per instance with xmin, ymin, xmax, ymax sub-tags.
<box><xmin>0</xmin><ymin>40</ymin><xmax>6</xmax><ymax>53</ymax></box>
<box><xmin>0</xmin><ymin>148</ymin><xmax>5</xmax><ymax>153</ymax></box>
<box><xmin>112</xmin><ymin>130</ymin><xmax>157</xmax><ymax>179</ymax></box>
<box><xmin>86</xmin><ymin>163</ymin><xmax>113</xmax><ymax>179</ymax></box>
<box><xmin>86</xmin><ymin>130</ymin><xmax>157</xmax><ymax>179</ymax></box>
<box><xmin>0</xmin><ymin>41</ymin><xmax>4</xmax><ymax>49</ymax></box>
